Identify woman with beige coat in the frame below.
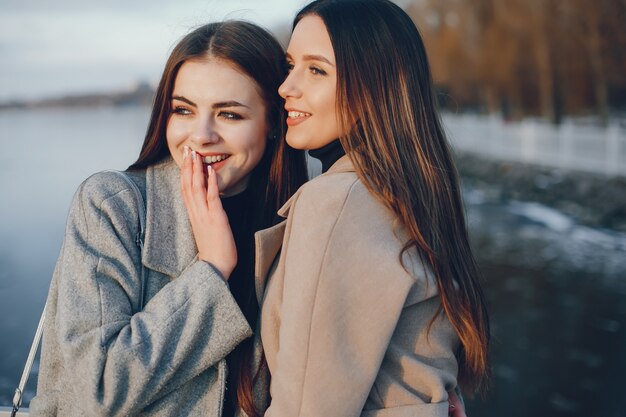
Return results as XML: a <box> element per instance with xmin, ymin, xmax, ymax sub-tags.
<box><xmin>254</xmin><ymin>1</ymin><xmax>491</xmax><ymax>416</ymax></box>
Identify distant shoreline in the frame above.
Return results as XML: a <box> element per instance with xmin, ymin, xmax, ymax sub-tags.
<box><xmin>0</xmin><ymin>83</ymin><xmax>155</xmax><ymax>111</ymax></box>
<box><xmin>456</xmin><ymin>152</ymin><xmax>626</xmax><ymax>232</ymax></box>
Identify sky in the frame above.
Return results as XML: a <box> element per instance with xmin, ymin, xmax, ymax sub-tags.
<box><xmin>0</xmin><ymin>0</ymin><xmax>309</xmax><ymax>101</ymax></box>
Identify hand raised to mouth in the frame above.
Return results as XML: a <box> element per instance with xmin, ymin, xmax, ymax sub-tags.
<box><xmin>180</xmin><ymin>146</ymin><xmax>237</xmax><ymax>280</ymax></box>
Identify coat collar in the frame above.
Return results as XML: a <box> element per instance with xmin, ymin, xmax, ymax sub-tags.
<box><xmin>325</xmin><ymin>153</ymin><xmax>355</xmax><ymax>174</ymax></box>
<box><xmin>276</xmin><ymin>154</ymin><xmax>355</xmax><ymax>219</ymax></box>
<box><xmin>142</xmin><ymin>158</ymin><xmax>198</xmax><ymax>278</ymax></box>
<box><xmin>254</xmin><ymin>154</ymin><xmax>356</xmax><ymax>303</ymax></box>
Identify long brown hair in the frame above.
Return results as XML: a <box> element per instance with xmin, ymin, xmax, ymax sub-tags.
<box><xmin>295</xmin><ymin>0</ymin><xmax>490</xmax><ymax>396</ymax></box>
<box><xmin>129</xmin><ymin>21</ymin><xmax>307</xmax><ymax>415</ymax></box>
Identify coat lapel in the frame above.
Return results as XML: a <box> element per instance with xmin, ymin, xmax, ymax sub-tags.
<box><xmin>142</xmin><ymin>158</ymin><xmax>199</xmax><ymax>278</ymax></box>
<box><xmin>253</xmin><ymin>180</ymin><xmax>307</xmax><ymax>303</ymax></box>
<box><xmin>254</xmin><ymin>220</ymin><xmax>286</xmax><ymax>304</ymax></box>
<box><xmin>253</xmin><ymin>155</ymin><xmax>356</xmax><ymax>302</ymax></box>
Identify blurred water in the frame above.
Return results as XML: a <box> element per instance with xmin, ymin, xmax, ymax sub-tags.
<box><xmin>0</xmin><ymin>108</ymin><xmax>624</xmax><ymax>416</ymax></box>
<box><xmin>0</xmin><ymin>106</ymin><xmax>149</xmax><ymax>405</ymax></box>
<box><xmin>463</xmin><ymin>195</ymin><xmax>626</xmax><ymax>417</ymax></box>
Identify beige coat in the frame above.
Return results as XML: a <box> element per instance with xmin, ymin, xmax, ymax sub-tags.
<box><xmin>254</xmin><ymin>156</ymin><xmax>459</xmax><ymax>417</ymax></box>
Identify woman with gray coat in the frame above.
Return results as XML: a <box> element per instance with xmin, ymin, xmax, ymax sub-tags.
<box><xmin>29</xmin><ymin>21</ymin><xmax>306</xmax><ymax>417</ymax></box>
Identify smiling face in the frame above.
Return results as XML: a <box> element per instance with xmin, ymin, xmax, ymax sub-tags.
<box><xmin>166</xmin><ymin>58</ymin><xmax>268</xmax><ymax>196</ymax></box>
<box><xmin>279</xmin><ymin>15</ymin><xmax>345</xmax><ymax>150</ymax></box>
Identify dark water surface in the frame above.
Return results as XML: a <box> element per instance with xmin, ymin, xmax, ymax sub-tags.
<box><xmin>464</xmin><ymin>197</ymin><xmax>626</xmax><ymax>417</ymax></box>
<box><xmin>1</xmin><ymin>107</ymin><xmax>624</xmax><ymax>416</ymax></box>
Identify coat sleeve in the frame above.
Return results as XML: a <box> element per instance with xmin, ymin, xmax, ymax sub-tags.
<box><xmin>264</xmin><ymin>179</ymin><xmax>420</xmax><ymax>417</ymax></box>
<box><xmin>52</xmin><ymin>176</ymin><xmax>252</xmax><ymax>416</ymax></box>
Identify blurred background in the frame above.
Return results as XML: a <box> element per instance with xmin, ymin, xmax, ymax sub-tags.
<box><xmin>1</xmin><ymin>1</ymin><xmax>625</xmax><ymax>416</ymax></box>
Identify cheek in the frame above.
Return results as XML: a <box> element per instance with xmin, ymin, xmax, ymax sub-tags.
<box><xmin>313</xmin><ymin>87</ymin><xmax>339</xmax><ymax>128</ymax></box>
<box><xmin>246</xmin><ymin>133</ymin><xmax>267</xmax><ymax>165</ymax></box>
<box><xmin>320</xmin><ymin>87</ymin><xmax>337</xmax><ymax>112</ymax></box>
<box><xmin>165</xmin><ymin>119</ymin><xmax>191</xmax><ymax>167</ymax></box>
<box><xmin>323</xmin><ymin>90</ymin><xmax>345</xmax><ymax>136</ymax></box>
<box><xmin>166</xmin><ymin>119</ymin><xmax>186</xmax><ymax>151</ymax></box>
<box><xmin>232</xmin><ymin>124</ymin><xmax>267</xmax><ymax>162</ymax></box>
<box><xmin>326</xmin><ymin>95</ymin><xmax>340</xmax><ymax>124</ymax></box>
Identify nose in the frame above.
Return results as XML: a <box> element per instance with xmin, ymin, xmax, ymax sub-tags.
<box><xmin>190</xmin><ymin>116</ymin><xmax>220</xmax><ymax>146</ymax></box>
<box><xmin>278</xmin><ymin>70</ymin><xmax>301</xmax><ymax>99</ymax></box>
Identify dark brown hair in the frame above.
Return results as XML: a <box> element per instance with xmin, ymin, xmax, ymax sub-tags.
<box><xmin>129</xmin><ymin>21</ymin><xmax>307</xmax><ymax>415</ymax></box>
<box><xmin>295</xmin><ymin>0</ymin><xmax>490</xmax><ymax>396</ymax></box>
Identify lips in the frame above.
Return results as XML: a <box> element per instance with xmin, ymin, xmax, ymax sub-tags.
<box><xmin>286</xmin><ymin>109</ymin><xmax>311</xmax><ymax>126</ymax></box>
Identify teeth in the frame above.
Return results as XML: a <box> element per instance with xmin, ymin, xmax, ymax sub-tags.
<box><xmin>201</xmin><ymin>154</ymin><xmax>229</xmax><ymax>164</ymax></box>
<box><xmin>288</xmin><ymin>111</ymin><xmax>310</xmax><ymax>118</ymax></box>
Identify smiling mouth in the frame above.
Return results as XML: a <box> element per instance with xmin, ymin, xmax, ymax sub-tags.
<box><xmin>287</xmin><ymin>111</ymin><xmax>311</xmax><ymax>119</ymax></box>
<box><xmin>201</xmin><ymin>154</ymin><xmax>230</xmax><ymax>165</ymax></box>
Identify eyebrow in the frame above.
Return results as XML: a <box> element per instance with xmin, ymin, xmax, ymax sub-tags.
<box><xmin>171</xmin><ymin>96</ymin><xmax>250</xmax><ymax>109</ymax></box>
<box><xmin>285</xmin><ymin>52</ymin><xmax>335</xmax><ymax>67</ymax></box>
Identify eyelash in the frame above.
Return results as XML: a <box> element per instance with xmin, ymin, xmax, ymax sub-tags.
<box><xmin>171</xmin><ymin>106</ymin><xmax>243</xmax><ymax>121</ymax></box>
<box><xmin>219</xmin><ymin>111</ymin><xmax>243</xmax><ymax>121</ymax></box>
<box><xmin>285</xmin><ymin>62</ymin><xmax>327</xmax><ymax>76</ymax></box>
<box><xmin>172</xmin><ymin>106</ymin><xmax>191</xmax><ymax>115</ymax></box>
<box><xmin>309</xmin><ymin>66</ymin><xmax>326</xmax><ymax>76</ymax></box>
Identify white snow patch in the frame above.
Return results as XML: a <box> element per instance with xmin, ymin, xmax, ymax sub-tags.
<box><xmin>508</xmin><ymin>201</ymin><xmax>574</xmax><ymax>232</ymax></box>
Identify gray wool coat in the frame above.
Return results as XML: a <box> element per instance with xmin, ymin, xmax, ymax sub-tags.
<box><xmin>30</xmin><ymin>158</ymin><xmax>267</xmax><ymax>417</ymax></box>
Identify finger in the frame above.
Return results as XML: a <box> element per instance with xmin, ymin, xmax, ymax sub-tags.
<box><xmin>191</xmin><ymin>150</ymin><xmax>208</xmax><ymax>202</ymax></box>
<box><xmin>206</xmin><ymin>164</ymin><xmax>222</xmax><ymax>211</ymax></box>
<box><xmin>180</xmin><ymin>146</ymin><xmax>194</xmax><ymax>202</ymax></box>
<box><xmin>447</xmin><ymin>390</ymin><xmax>465</xmax><ymax>417</ymax></box>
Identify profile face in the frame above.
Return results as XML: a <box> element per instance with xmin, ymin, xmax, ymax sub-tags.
<box><xmin>166</xmin><ymin>58</ymin><xmax>268</xmax><ymax>196</ymax></box>
<box><xmin>279</xmin><ymin>15</ymin><xmax>346</xmax><ymax>150</ymax></box>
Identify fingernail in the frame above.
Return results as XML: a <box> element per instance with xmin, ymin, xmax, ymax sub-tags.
<box><xmin>207</xmin><ymin>165</ymin><xmax>213</xmax><ymax>175</ymax></box>
<box><xmin>191</xmin><ymin>150</ymin><xmax>196</xmax><ymax>161</ymax></box>
<box><xmin>183</xmin><ymin>146</ymin><xmax>189</xmax><ymax>160</ymax></box>
<box><xmin>449</xmin><ymin>404</ymin><xmax>456</xmax><ymax>409</ymax></box>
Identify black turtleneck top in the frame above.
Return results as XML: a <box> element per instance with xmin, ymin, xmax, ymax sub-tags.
<box><xmin>219</xmin><ymin>188</ymin><xmax>254</xmax><ymax>417</ymax></box>
<box><xmin>308</xmin><ymin>139</ymin><xmax>346</xmax><ymax>173</ymax></box>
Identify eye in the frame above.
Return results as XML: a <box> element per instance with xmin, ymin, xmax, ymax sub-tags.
<box><xmin>286</xmin><ymin>61</ymin><xmax>294</xmax><ymax>72</ymax></box>
<box><xmin>172</xmin><ymin>106</ymin><xmax>192</xmax><ymax>116</ymax></box>
<box><xmin>309</xmin><ymin>66</ymin><xmax>327</xmax><ymax>76</ymax></box>
<box><xmin>219</xmin><ymin>111</ymin><xmax>243</xmax><ymax>121</ymax></box>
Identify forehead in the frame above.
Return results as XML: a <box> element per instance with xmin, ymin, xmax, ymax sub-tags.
<box><xmin>173</xmin><ymin>58</ymin><xmax>263</xmax><ymax>104</ymax></box>
<box><xmin>288</xmin><ymin>15</ymin><xmax>335</xmax><ymax>62</ymax></box>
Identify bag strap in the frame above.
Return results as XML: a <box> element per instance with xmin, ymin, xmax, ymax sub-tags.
<box><xmin>11</xmin><ymin>170</ymin><xmax>147</xmax><ymax>417</ymax></box>
<box><xmin>10</xmin><ymin>302</ymin><xmax>48</xmax><ymax>417</ymax></box>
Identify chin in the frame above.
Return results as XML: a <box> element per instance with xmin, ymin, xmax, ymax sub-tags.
<box><xmin>285</xmin><ymin>135</ymin><xmax>309</xmax><ymax>150</ymax></box>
